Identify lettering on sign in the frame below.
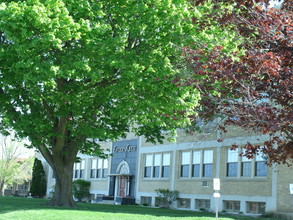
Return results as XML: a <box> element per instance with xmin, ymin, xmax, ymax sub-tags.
<box><xmin>113</xmin><ymin>145</ymin><xmax>137</xmax><ymax>153</ymax></box>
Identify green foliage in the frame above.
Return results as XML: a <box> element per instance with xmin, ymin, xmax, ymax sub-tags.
<box><xmin>0</xmin><ymin>134</ymin><xmax>33</xmax><ymax>195</ymax></box>
<box><xmin>72</xmin><ymin>179</ymin><xmax>91</xmax><ymax>202</ymax></box>
<box><xmin>30</xmin><ymin>158</ymin><xmax>47</xmax><ymax>198</ymax></box>
<box><xmin>0</xmin><ymin>0</ymin><xmax>242</xmax><ymax>206</ymax></box>
<box><xmin>155</xmin><ymin>188</ymin><xmax>179</xmax><ymax>209</ymax></box>
<box><xmin>0</xmin><ymin>0</ymin><xmax>199</xmax><ymax>149</ymax></box>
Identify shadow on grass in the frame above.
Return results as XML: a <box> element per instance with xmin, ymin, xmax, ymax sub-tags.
<box><xmin>0</xmin><ymin>196</ymin><xmax>270</xmax><ymax>220</ymax></box>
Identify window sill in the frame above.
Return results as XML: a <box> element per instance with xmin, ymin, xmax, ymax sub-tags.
<box><xmin>223</xmin><ymin>177</ymin><xmax>268</xmax><ymax>182</ymax></box>
<box><xmin>142</xmin><ymin>178</ymin><xmax>170</xmax><ymax>181</ymax></box>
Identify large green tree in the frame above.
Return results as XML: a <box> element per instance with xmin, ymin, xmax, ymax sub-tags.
<box><xmin>0</xmin><ymin>0</ymin><xmax>200</xmax><ymax>206</ymax></box>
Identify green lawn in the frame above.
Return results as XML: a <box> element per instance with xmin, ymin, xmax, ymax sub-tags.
<box><xmin>0</xmin><ymin>197</ymin><xmax>276</xmax><ymax>220</ymax></box>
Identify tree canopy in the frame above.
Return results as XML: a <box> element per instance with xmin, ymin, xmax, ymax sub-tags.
<box><xmin>185</xmin><ymin>0</ymin><xmax>293</xmax><ymax>165</ymax></box>
<box><xmin>0</xmin><ymin>0</ymin><xmax>204</xmax><ymax>206</ymax></box>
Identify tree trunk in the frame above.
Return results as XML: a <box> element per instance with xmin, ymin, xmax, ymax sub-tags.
<box><xmin>47</xmin><ymin>159</ymin><xmax>76</xmax><ymax>207</ymax></box>
<box><xmin>0</xmin><ymin>181</ymin><xmax>4</xmax><ymax>196</ymax></box>
<box><xmin>39</xmin><ymin>143</ymin><xmax>78</xmax><ymax>207</ymax></box>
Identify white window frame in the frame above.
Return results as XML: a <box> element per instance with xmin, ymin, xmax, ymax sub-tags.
<box><xmin>226</xmin><ymin>147</ymin><xmax>268</xmax><ymax>178</ymax></box>
<box><xmin>143</xmin><ymin>153</ymin><xmax>171</xmax><ymax>179</ymax></box>
<box><xmin>89</xmin><ymin>158</ymin><xmax>108</xmax><ymax>179</ymax></box>
<box><xmin>180</xmin><ymin>149</ymin><xmax>214</xmax><ymax>179</ymax></box>
<box><xmin>74</xmin><ymin>161</ymin><xmax>85</xmax><ymax>179</ymax></box>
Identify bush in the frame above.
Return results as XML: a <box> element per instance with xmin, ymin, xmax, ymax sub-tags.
<box><xmin>30</xmin><ymin>158</ymin><xmax>47</xmax><ymax>198</ymax></box>
<box><xmin>72</xmin><ymin>179</ymin><xmax>91</xmax><ymax>202</ymax></box>
<box><xmin>155</xmin><ymin>188</ymin><xmax>179</xmax><ymax>209</ymax></box>
<box><xmin>261</xmin><ymin>212</ymin><xmax>275</xmax><ymax>218</ymax></box>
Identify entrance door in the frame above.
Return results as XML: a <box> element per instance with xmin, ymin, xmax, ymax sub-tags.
<box><xmin>119</xmin><ymin>176</ymin><xmax>126</xmax><ymax>197</ymax></box>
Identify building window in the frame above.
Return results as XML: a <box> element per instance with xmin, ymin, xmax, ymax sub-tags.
<box><xmin>177</xmin><ymin>198</ymin><xmax>191</xmax><ymax>209</ymax></box>
<box><xmin>195</xmin><ymin>199</ymin><xmax>210</xmax><ymax>210</ymax></box>
<box><xmin>255</xmin><ymin>154</ymin><xmax>267</xmax><ymax>177</ymax></box>
<box><xmin>144</xmin><ymin>154</ymin><xmax>153</xmax><ymax>178</ymax></box>
<box><xmin>141</xmin><ymin>196</ymin><xmax>152</xmax><ymax>206</ymax></box>
<box><xmin>227</xmin><ymin>149</ymin><xmax>238</xmax><ymax>177</ymax></box>
<box><xmin>144</xmin><ymin>153</ymin><xmax>171</xmax><ymax>179</ymax></box>
<box><xmin>153</xmin><ymin>154</ymin><xmax>161</xmax><ymax>178</ymax></box>
<box><xmin>90</xmin><ymin>158</ymin><xmax>108</xmax><ymax>179</ymax></box>
<box><xmin>180</xmin><ymin>150</ymin><xmax>214</xmax><ymax>179</ymax></box>
<box><xmin>192</xmin><ymin>151</ymin><xmax>201</xmax><ymax>177</ymax></box>
<box><xmin>181</xmin><ymin>152</ymin><xmax>190</xmax><ymax>177</ymax></box>
<box><xmin>203</xmin><ymin>150</ymin><xmax>213</xmax><ymax>177</ymax></box>
<box><xmin>223</xmin><ymin>200</ymin><xmax>240</xmax><ymax>212</ymax></box>
<box><xmin>247</xmin><ymin>202</ymin><xmax>266</xmax><ymax>214</ymax></box>
<box><xmin>226</xmin><ymin>148</ymin><xmax>267</xmax><ymax>178</ymax></box>
<box><xmin>162</xmin><ymin>153</ymin><xmax>170</xmax><ymax>178</ymax></box>
<box><xmin>74</xmin><ymin>160</ymin><xmax>85</xmax><ymax>179</ymax></box>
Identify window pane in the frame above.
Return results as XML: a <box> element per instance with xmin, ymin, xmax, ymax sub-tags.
<box><xmin>182</xmin><ymin>152</ymin><xmax>190</xmax><ymax>165</ymax></box>
<box><xmin>144</xmin><ymin>166</ymin><xmax>151</xmax><ymax>178</ymax></box>
<box><xmin>193</xmin><ymin>151</ymin><xmax>201</xmax><ymax>164</ymax></box>
<box><xmin>162</xmin><ymin>166</ymin><xmax>170</xmax><ymax>178</ymax></box>
<box><xmin>195</xmin><ymin>199</ymin><xmax>210</xmax><ymax>209</ymax></box>
<box><xmin>241</xmin><ymin>162</ymin><xmax>251</xmax><ymax>177</ymax></box>
<box><xmin>228</xmin><ymin>149</ymin><xmax>238</xmax><ymax>162</ymax></box>
<box><xmin>192</xmin><ymin>164</ymin><xmax>200</xmax><ymax>177</ymax></box>
<box><xmin>178</xmin><ymin>198</ymin><xmax>191</xmax><ymax>208</ymax></box>
<box><xmin>227</xmin><ymin>162</ymin><xmax>238</xmax><ymax>177</ymax></box>
<box><xmin>203</xmin><ymin>164</ymin><xmax>212</xmax><ymax>177</ymax></box>
<box><xmin>102</xmin><ymin>168</ymin><xmax>108</xmax><ymax>178</ymax></box>
<box><xmin>153</xmin><ymin>166</ymin><xmax>160</xmax><ymax>178</ymax></box>
<box><xmin>235</xmin><ymin>201</ymin><xmax>240</xmax><ymax>211</ymax></box>
<box><xmin>181</xmin><ymin>165</ymin><xmax>189</xmax><ymax>177</ymax></box>
<box><xmin>103</xmin><ymin>159</ymin><xmax>108</xmax><ymax>168</ymax></box>
<box><xmin>204</xmin><ymin>150</ymin><xmax>213</xmax><ymax>163</ymax></box>
<box><xmin>81</xmin><ymin>160</ymin><xmax>85</xmax><ymax>169</ymax></box>
<box><xmin>154</xmin><ymin>154</ymin><xmax>161</xmax><ymax>166</ymax></box>
<box><xmin>97</xmin><ymin>159</ymin><xmax>103</xmax><ymax>169</ymax></box>
<box><xmin>80</xmin><ymin>170</ymin><xmax>84</xmax><ymax>179</ymax></box>
<box><xmin>75</xmin><ymin>170</ymin><xmax>79</xmax><ymax>178</ymax></box>
<box><xmin>255</xmin><ymin>161</ymin><xmax>267</xmax><ymax>176</ymax></box>
<box><xmin>75</xmin><ymin>163</ymin><xmax>81</xmax><ymax>170</ymax></box>
<box><xmin>145</xmin><ymin>155</ymin><xmax>153</xmax><ymax>166</ymax></box>
<box><xmin>91</xmin><ymin>159</ymin><xmax>97</xmax><ymax>169</ymax></box>
<box><xmin>90</xmin><ymin>169</ymin><xmax>95</xmax><ymax>178</ymax></box>
<box><xmin>163</xmin><ymin>153</ymin><xmax>170</xmax><ymax>166</ymax></box>
<box><xmin>96</xmin><ymin>169</ymin><xmax>102</xmax><ymax>178</ymax></box>
<box><xmin>259</xmin><ymin>202</ymin><xmax>266</xmax><ymax>213</ymax></box>
<box><xmin>242</xmin><ymin>149</ymin><xmax>252</xmax><ymax>162</ymax></box>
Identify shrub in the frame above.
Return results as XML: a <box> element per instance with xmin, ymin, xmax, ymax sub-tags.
<box><xmin>72</xmin><ymin>179</ymin><xmax>91</xmax><ymax>202</ymax></box>
<box><xmin>261</xmin><ymin>212</ymin><xmax>275</xmax><ymax>218</ymax></box>
<box><xmin>155</xmin><ymin>188</ymin><xmax>179</xmax><ymax>209</ymax></box>
<box><xmin>30</xmin><ymin>158</ymin><xmax>47</xmax><ymax>198</ymax></box>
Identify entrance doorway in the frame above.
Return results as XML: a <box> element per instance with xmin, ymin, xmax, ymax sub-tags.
<box><xmin>119</xmin><ymin>176</ymin><xmax>126</xmax><ymax>197</ymax></box>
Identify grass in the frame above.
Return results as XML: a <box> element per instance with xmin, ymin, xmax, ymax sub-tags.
<box><xmin>0</xmin><ymin>197</ymin><xmax>278</xmax><ymax>220</ymax></box>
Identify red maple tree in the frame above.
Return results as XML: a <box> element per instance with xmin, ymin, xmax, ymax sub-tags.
<box><xmin>184</xmin><ymin>0</ymin><xmax>293</xmax><ymax>165</ymax></box>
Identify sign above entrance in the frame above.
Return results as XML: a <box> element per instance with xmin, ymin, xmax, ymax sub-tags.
<box><xmin>113</xmin><ymin>145</ymin><xmax>137</xmax><ymax>153</ymax></box>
